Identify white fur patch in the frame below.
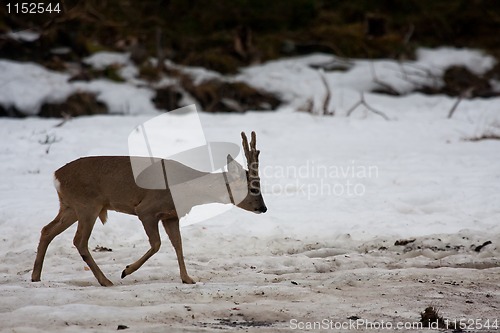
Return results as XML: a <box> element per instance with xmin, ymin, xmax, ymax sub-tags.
<box><xmin>53</xmin><ymin>174</ymin><xmax>61</xmax><ymax>192</ymax></box>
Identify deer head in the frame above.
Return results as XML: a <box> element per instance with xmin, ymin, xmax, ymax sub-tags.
<box><xmin>226</xmin><ymin>131</ymin><xmax>267</xmax><ymax>214</ymax></box>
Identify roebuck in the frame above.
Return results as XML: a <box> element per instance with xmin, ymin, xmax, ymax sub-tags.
<box><xmin>32</xmin><ymin>132</ymin><xmax>266</xmax><ymax>286</ymax></box>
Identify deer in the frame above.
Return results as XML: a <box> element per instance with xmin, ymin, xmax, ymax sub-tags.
<box><xmin>31</xmin><ymin>131</ymin><xmax>266</xmax><ymax>287</ymax></box>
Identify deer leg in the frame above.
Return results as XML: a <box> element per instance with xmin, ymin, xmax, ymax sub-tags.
<box><xmin>73</xmin><ymin>209</ymin><xmax>113</xmax><ymax>287</ymax></box>
<box><xmin>121</xmin><ymin>216</ymin><xmax>161</xmax><ymax>279</ymax></box>
<box><xmin>162</xmin><ymin>218</ymin><xmax>195</xmax><ymax>284</ymax></box>
<box><xmin>32</xmin><ymin>206</ymin><xmax>78</xmax><ymax>282</ymax></box>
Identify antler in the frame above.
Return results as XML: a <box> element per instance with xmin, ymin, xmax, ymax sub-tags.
<box><xmin>241</xmin><ymin>131</ymin><xmax>260</xmax><ymax>178</ymax></box>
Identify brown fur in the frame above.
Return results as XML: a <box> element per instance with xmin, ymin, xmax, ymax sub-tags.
<box><xmin>31</xmin><ymin>132</ymin><xmax>266</xmax><ymax>286</ymax></box>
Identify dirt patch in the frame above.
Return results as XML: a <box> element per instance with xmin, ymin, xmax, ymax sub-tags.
<box><xmin>38</xmin><ymin>92</ymin><xmax>107</xmax><ymax>118</ymax></box>
<box><xmin>442</xmin><ymin>66</ymin><xmax>495</xmax><ymax>98</ymax></box>
<box><xmin>474</xmin><ymin>240</ymin><xmax>493</xmax><ymax>252</ymax></box>
<box><xmin>199</xmin><ymin>318</ymin><xmax>275</xmax><ymax>329</ymax></box>
<box><xmin>420</xmin><ymin>306</ymin><xmax>452</xmax><ymax>329</ymax></box>
<box><xmin>394</xmin><ymin>238</ymin><xmax>416</xmax><ymax>246</ymax></box>
<box><xmin>417</xmin><ymin>65</ymin><xmax>499</xmax><ymax>98</ymax></box>
<box><xmin>152</xmin><ymin>86</ymin><xmax>183</xmax><ymax>112</ymax></box>
<box><xmin>0</xmin><ymin>104</ymin><xmax>25</xmax><ymax>118</ymax></box>
<box><xmin>181</xmin><ymin>77</ymin><xmax>281</xmax><ymax>112</ymax></box>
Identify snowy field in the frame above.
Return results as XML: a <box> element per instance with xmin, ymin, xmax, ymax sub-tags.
<box><xmin>0</xmin><ymin>48</ymin><xmax>499</xmax><ymax>332</ymax></box>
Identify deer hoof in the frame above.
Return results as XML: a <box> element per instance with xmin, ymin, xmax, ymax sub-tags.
<box><xmin>182</xmin><ymin>276</ymin><xmax>195</xmax><ymax>284</ymax></box>
<box><xmin>100</xmin><ymin>279</ymin><xmax>114</xmax><ymax>287</ymax></box>
<box><xmin>31</xmin><ymin>272</ymin><xmax>41</xmax><ymax>282</ymax></box>
<box><xmin>121</xmin><ymin>265</ymin><xmax>131</xmax><ymax>279</ymax></box>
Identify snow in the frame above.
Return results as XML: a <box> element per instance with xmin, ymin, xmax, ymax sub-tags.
<box><xmin>73</xmin><ymin>80</ymin><xmax>156</xmax><ymax>115</ymax></box>
<box><xmin>0</xmin><ymin>60</ymin><xmax>156</xmax><ymax>115</ymax></box>
<box><xmin>0</xmin><ymin>61</ymin><xmax>73</xmax><ymax>113</ymax></box>
<box><xmin>237</xmin><ymin>48</ymin><xmax>497</xmax><ymax>109</ymax></box>
<box><xmin>83</xmin><ymin>51</ymin><xmax>140</xmax><ymax>82</ymax></box>
<box><xmin>1</xmin><ymin>48</ymin><xmax>499</xmax><ymax>332</ymax></box>
<box><xmin>5</xmin><ymin>30</ymin><xmax>40</xmax><ymax>42</ymax></box>
<box><xmin>83</xmin><ymin>52</ymin><xmax>131</xmax><ymax>70</ymax></box>
<box><xmin>1</xmin><ymin>47</ymin><xmax>495</xmax><ymax>116</ymax></box>
<box><xmin>416</xmin><ymin>47</ymin><xmax>497</xmax><ymax>75</ymax></box>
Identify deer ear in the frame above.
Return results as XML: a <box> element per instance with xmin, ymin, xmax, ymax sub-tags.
<box><xmin>227</xmin><ymin>154</ymin><xmax>243</xmax><ymax>176</ymax></box>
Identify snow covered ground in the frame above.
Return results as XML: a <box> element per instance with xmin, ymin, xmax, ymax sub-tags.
<box><xmin>0</xmin><ymin>48</ymin><xmax>499</xmax><ymax>332</ymax></box>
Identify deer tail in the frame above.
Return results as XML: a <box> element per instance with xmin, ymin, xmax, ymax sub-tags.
<box><xmin>99</xmin><ymin>209</ymin><xmax>108</xmax><ymax>224</ymax></box>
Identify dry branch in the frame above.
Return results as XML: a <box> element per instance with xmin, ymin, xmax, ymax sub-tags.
<box><xmin>370</xmin><ymin>62</ymin><xmax>400</xmax><ymax>96</ymax></box>
<box><xmin>346</xmin><ymin>92</ymin><xmax>390</xmax><ymax>121</ymax></box>
<box><xmin>447</xmin><ymin>87</ymin><xmax>474</xmax><ymax>119</ymax></box>
<box><xmin>54</xmin><ymin>112</ymin><xmax>72</xmax><ymax>127</ymax></box>
<box><xmin>403</xmin><ymin>24</ymin><xmax>415</xmax><ymax>45</ymax></box>
<box><xmin>318</xmin><ymin>69</ymin><xmax>334</xmax><ymax>116</ymax></box>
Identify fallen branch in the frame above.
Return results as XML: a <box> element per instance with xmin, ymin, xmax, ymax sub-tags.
<box><xmin>346</xmin><ymin>92</ymin><xmax>390</xmax><ymax>121</ymax></box>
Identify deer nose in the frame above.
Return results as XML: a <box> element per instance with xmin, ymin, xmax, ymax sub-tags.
<box><xmin>260</xmin><ymin>206</ymin><xmax>267</xmax><ymax>213</ymax></box>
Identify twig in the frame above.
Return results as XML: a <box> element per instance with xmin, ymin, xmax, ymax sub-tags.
<box><xmin>401</xmin><ymin>63</ymin><xmax>441</xmax><ymax>89</ymax></box>
<box><xmin>346</xmin><ymin>92</ymin><xmax>390</xmax><ymax>121</ymax></box>
<box><xmin>398</xmin><ymin>61</ymin><xmax>409</xmax><ymax>81</ymax></box>
<box><xmin>156</xmin><ymin>26</ymin><xmax>164</xmax><ymax>72</ymax></box>
<box><xmin>403</xmin><ymin>24</ymin><xmax>415</xmax><ymax>45</ymax></box>
<box><xmin>346</xmin><ymin>99</ymin><xmax>362</xmax><ymax>117</ymax></box>
<box><xmin>318</xmin><ymin>69</ymin><xmax>334</xmax><ymax>116</ymax></box>
<box><xmin>447</xmin><ymin>98</ymin><xmax>462</xmax><ymax>119</ymax></box>
<box><xmin>54</xmin><ymin>111</ymin><xmax>72</xmax><ymax>127</ymax></box>
<box><xmin>297</xmin><ymin>98</ymin><xmax>313</xmax><ymax>114</ymax></box>
<box><xmin>370</xmin><ymin>62</ymin><xmax>400</xmax><ymax>95</ymax></box>
<box><xmin>447</xmin><ymin>87</ymin><xmax>474</xmax><ymax>119</ymax></box>
<box><xmin>39</xmin><ymin>133</ymin><xmax>61</xmax><ymax>154</ymax></box>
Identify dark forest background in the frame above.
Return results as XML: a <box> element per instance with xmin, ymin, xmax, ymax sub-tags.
<box><xmin>1</xmin><ymin>0</ymin><xmax>499</xmax><ymax>117</ymax></box>
<box><xmin>2</xmin><ymin>0</ymin><xmax>499</xmax><ymax>73</ymax></box>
